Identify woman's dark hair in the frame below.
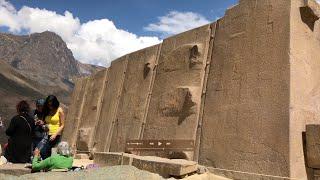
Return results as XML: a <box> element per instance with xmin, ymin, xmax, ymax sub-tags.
<box><xmin>43</xmin><ymin>95</ymin><xmax>60</xmax><ymax>119</ymax></box>
<box><xmin>16</xmin><ymin>101</ymin><xmax>30</xmax><ymax>116</ymax></box>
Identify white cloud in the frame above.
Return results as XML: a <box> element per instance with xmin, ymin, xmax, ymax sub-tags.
<box><xmin>0</xmin><ymin>0</ymin><xmax>20</xmax><ymax>32</ymax></box>
<box><xmin>0</xmin><ymin>0</ymin><xmax>161</xmax><ymax>66</ymax></box>
<box><xmin>144</xmin><ymin>11</ymin><xmax>210</xmax><ymax>37</ymax></box>
<box><xmin>68</xmin><ymin>19</ymin><xmax>160</xmax><ymax>66</ymax></box>
<box><xmin>18</xmin><ymin>7</ymin><xmax>81</xmax><ymax>42</ymax></box>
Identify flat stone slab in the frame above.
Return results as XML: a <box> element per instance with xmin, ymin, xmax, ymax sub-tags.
<box><xmin>0</xmin><ymin>164</ymin><xmax>30</xmax><ymax>176</ymax></box>
<box><xmin>74</xmin><ymin>153</ymin><xmax>90</xmax><ymax>159</ymax></box>
<box><xmin>72</xmin><ymin>159</ymin><xmax>94</xmax><ymax>168</ymax></box>
<box><xmin>93</xmin><ymin>152</ymin><xmax>197</xmax><ymax>178</ymax></box>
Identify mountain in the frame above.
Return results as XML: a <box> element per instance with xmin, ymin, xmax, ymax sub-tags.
<box><xmin>0</xmin><ymin>60</ymin><xmax>44</xmax><ymax>143</ymax></box>
<box><xmin>0</xmin><ymin>31</ymin><xmax>103</xmax><ymax>95</ymax></box>
<box><xmin>0</xmin><ymin>31</ymin><xmax>104</xmax><ymax>143</ymax></box>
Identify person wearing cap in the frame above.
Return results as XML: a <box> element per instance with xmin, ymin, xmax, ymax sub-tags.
<box><xmin>32</xmin><ymin>141</ymin><xmax>73</xmax><ymax>172</ymax></box>
<box><xmin>32</xmin><ymin>99</ymin><xmax>46</xmax><ymax>151</ymax></box>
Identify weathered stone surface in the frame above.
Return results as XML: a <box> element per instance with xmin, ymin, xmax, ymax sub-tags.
<box><xmin>0</xmin><ymin>164</ymin><xmax>30</xmax><ymax>176</ymax></box>
<box><xmin>109</xmin><ymin>45</ymin><xmax>160</xmax><ymax>152</ymax></box>
<box><xmin>0</xmin><ymin>166</ymin><xmax>165</xmax><ymax>180</ymax></box>
<box><xmin>141</xmin><ymin>25</ymin><xmax>211</xmax><ymax>159</ymax></box>
<box><xmin>62</xmin><ymin>77</ymin><xmax>89</xmax><ymax>149</ymax></box>
<box><xmin>94</xmin><ymin>152</ymin><xmax>134</xmax><ymax>167</ymax></box>
<box><xmin>306</xmin><ymin>125</ymin><xmax>320</xmax><ymax>168</ymax></box>
<box><xmin>74</xmin><ymin>153</ymin><xmax>90</xmax><ymax>159</ymax></box>
<box><xmin>132</xmin><ymin>157</ymin><xmax>197</xmax><ymax>178</ymax></box>
<box><xmin>93</xmin><ymin>57</ymin><xmax>128</xmax><ymax>152</ymax></box>
<box><xmin>94</xmin><ymin>152</ymin><xmax>197</xmax><ymax>178</ymax></box>
<box><xmin>314</xmin><ymin>169</ymin><xmax>320</xmax><ymax>180</ymax></box>
<box><xmin>200</xmin><ymin>0</ymin><xmax>291</xmax><ymax>178</ymax></box>
<box><xmin>63</xmin><ymin>0</ymin><xmax>320</xmax><ymax>179</ymax></box>
<box><xmin>290</xmin><ymin>0</ymin><xmax>320</xmax><ymax>178</ymax></box>
<box><xmin>75</xmin><ymin>70</ymin><xmax>107</xmax><ymax>152</ymax></box>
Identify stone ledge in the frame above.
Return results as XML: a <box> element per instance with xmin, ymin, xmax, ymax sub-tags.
<box><xmin>0</xmin><ymin>164</ymin><xmax>30</xmax><ymax>176</ymax></box>
<box><xmin>93</xmin><ymin>152</ymin><xmax>197</xmax><ymax>178</ymax></box>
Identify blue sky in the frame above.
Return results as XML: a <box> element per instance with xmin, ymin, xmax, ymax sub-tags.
<box><xmin>8</xmin><ymin>0</ymin><xmax>237</xmax><ymax>36</ymax></box>
<box><xmin>0</xmin><ymin>0</ymin><xmax>237</xmax><ymax>66</ymax></box>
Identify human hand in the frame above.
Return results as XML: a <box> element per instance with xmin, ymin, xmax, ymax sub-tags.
<box><xmin>34</xmin><ymin>148</ymin><xmax>40</xmax><ymax>157</ymax></box>
<box><xmin>50</xmin><ymin>134</ymin><xmax>57</xmax><ymax>141</ymax></box>
<box><xmin>37</xmin><ymin>120</ymin><xmax>44</xmax><ymax>125</ymax></box>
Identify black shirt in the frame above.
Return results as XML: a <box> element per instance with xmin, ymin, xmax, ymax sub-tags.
<box><xmin>5</xmin><ymin>114</ymin><xmax>35</xmax><ymax>163</ymax></box>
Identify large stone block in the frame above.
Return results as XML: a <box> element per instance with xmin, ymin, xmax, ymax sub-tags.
<box><xmin>200</xmin><ymin>0</ymin><xmax>291</xmax><ymax>178</ymax></box>
<box><xmin>109</xmin><ymin>45</ymin><xmax>160</xmax><ymax>152</ymax></box>
<box><xmin>94</xmin><ymin>152</ymin><xmax>134</xmax><ymax>167</ymax></box>
<box><xmin>142</xmin><ymin>25</ymin><xmax>211</xmax><ymax>159</ymax></box>
<box><xmin>290</xmin><ymin>1</ymin><xmax>320</xmax><ymax>179</ymax></box>
<box><xmin>132</xmin><ymin>157</ymin><xmax>197</xmax><ymax>178</ymax></box>
<box><xmin>75</xmin><ymin>70</ymin><xmax>108</xmax><ymax>151</ymax></box>
<box><xmin>62</xmin><ymin>77</ymin><xmax>89</xmax><ymax>148</ymax></box>
<box><xmin>94</xmin><ymin>152</ymin><xmax>198</xmax><ymax>178</ymax></box>
<box><xmin>93</xmin><ymin>57</ymin><xmax>128</xmax><ymax>152</ymax></box>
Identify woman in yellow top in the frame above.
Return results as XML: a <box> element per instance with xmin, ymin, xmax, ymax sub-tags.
<box><xmin>42</xmin><ymin>95</ymin><xmax>65</xmax><ymax>159</ymax></box>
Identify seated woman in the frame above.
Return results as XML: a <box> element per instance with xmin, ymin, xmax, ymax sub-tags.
<box><xmin>32</xmin><ymin>141</ymin><xmax>73</xmax><ymax>172</ymax></box>
<box><xmin>4</xmin><ymin>101</ymin><xmax>34</xmax><ymax>163</ymax></box>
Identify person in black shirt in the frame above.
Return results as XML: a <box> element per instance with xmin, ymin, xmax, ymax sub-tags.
<box><xmin>32</xmin><ymin>99</ymin><xmax>46</xmax><ymax>151</ymax></box>
<box><xmin>4</xmin><ymin>101</ymin><xmax>35</xmax><ymax>163</ymax></box>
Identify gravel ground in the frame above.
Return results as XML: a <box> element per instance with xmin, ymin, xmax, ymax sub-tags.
<box><xmin>0</xmin><ymin>165</ymin><xmax>231</xmax><ymax>180</ymax></box>
<box><xmin>0</xmin><ymin>166</ymin><xmax>165</xmax><ymax>180</ymax></box>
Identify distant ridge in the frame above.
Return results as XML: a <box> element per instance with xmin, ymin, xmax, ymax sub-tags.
<box><xmin>0</xmin><ymin>31</ymin><xmax>104</xmax><ymax>143</ymax></box>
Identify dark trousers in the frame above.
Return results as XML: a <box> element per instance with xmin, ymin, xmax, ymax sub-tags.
<box><xmin>42</xmin><ymin>135</ymin><xmax>61</xmax><ymax>159</ymax></box>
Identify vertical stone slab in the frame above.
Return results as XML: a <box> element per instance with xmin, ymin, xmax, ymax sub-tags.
<box><xmin>200</xmin><ymin>0</ymin><xmax>290</xmax><ymax>178</ymax></box>
<box><xmin>62</xmin><ymin>77</ymin><xmax>89</xmax><ymax>148</ymax></box>
<box><xmin>142</xmin><ymin>25</ymin><xmax>211</xmax><ymax>157</ymax></box>
<box><xmin>93</xmin><ymin>57</ymin><xmax>128</xmax><ymax>152</ymax></box>
<box><xmin>290</xmin><ymin>0</ymin><xmax>320</xmax><ymax>179</ymax></box>
<box><xmin>76</xmin><ymin>70</ymin><xmax>108</xmax><ymax>152</ymax></box>
<box><xmin>109</xmin><ymin>45</ymin><xmax>160</xmax><ymax>152</ymax></box>
<box><xmin>194</xmin><ymin>23</ymin><xmax>216</xmax><ymax>162</ymax></box>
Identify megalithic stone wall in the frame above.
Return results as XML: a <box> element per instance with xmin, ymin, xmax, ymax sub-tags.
<box><xmin>93</xmin><ymin>57</ymin><xmax>128</xmax><ymax>152</ymax></box>
<box><xmin>199</xmin><ymin>0</ymin><xmax>291</xmax><ymax>178</ymax></box>
<box><xmin>62</xmin><ymin>77</ymin><xmax>89</xmax><ymax>148</ymax></box>
<box><xmin>290</xmin><ymin>0</ymin><xmax>320</xmax><ymax>178</ymax></box>
<box><xmin>108</xmin><ymin>45</ymin><xmax>160</xmax><ymax>153</ymax></box>
<box><xmin>62</xmin><ymin>0</ymin><xmax>320</xmax><ymax>179</ymax></box>
<box><xmin>140</xmin><ymin>25</ymin><xmax>212</xmax><ymax>160</ymax></box>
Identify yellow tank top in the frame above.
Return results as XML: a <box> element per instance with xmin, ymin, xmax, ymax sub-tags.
<box><xmin>45</xmin><ymin>107</ymin><xmax>62</xmax><ymax>135</ymax></box>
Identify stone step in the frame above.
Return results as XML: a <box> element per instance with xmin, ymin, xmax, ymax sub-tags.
<box><xmin>94</xmin><ymin>152</ymin><xmax>198</xmax><ymax>178</ymax></box>
<box><xmin>0</xmin><ymin>164</ymin><xmax>30</xmax><ymax>176</ymax></box>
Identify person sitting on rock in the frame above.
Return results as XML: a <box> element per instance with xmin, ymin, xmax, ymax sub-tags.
<box><xmin>32</xmin><ymin>141</ymin><xmax>73</xmax><ymax>172</ymax></box>
<box><xmin>4</xmin><ymin>100</ymin><xmax>35</xmax><ymax>163</ymax></box>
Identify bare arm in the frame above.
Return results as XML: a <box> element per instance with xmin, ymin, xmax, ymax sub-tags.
<box><xmin>56</xmin><ymin>108</ymin><xmax>65</xmax><ymax>135</ymax></box>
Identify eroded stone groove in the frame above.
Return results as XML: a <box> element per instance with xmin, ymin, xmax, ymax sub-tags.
<box><xmin>300</xmin><ymin>6</ymin><xmax>319</xmax><ymax>31</ymax></box>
